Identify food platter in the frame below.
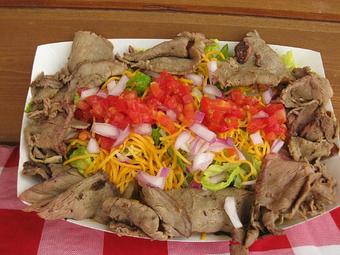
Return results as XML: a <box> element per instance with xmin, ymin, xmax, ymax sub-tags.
<box><xmin>17</xmin><ymin>38</ymin><xmax>340</xmax><ymax>241</ymax></box>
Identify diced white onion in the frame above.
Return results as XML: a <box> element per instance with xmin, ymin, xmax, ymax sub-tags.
<box><xmin>271</xmin><ymin>139</ymin><xmax>284</xmax><ymax>153</ymax></box>
<box><xmin>207</xmin><ymin>61</ymin><xmax>218</xmax><ymax>73</ymax></box>
<box><xmin>203</xmin><ymin>84</ymin><xmax>223</xmax><ymax>97</ymax></box>
<box><xmin>209</xmin><ymin>172</ymin><xmax>227</xmax><ymax>184</ymax></box>
<box><xmin>250</xmin><ymin>131</ymin><xmax>263</xmax><ymax>145</ymax></box>
<box><xmin>241</xmin><ymin>180</ymin><xmax>256</xmax><ymax>186</ymax></box>
<box><xmin>234</xmin><ymin>147</ymin><xmax>246</xmax><ymax>160</ymax></box>
<box><xmin>96</xmin><ymin>90</ymin><xmax>108</xmax><ymax>98</ymax></box>
<box><xmin>184</xmin><ymin>73</ymin><xmax>204</xmax><ymax>86</ymax></box>
<box><xmin>116</xmin><ymin>152</ymin><xmax>131</xmax><ymax>163</ymax></box>
<box><xmin>113</xmin><ymin>126</ymin><xmax>130</xmax><ymax>147</ymax></box>
<box><xmin>193</xmin><ymin>111</ymin><xmax>205</xmax><ymax>124</ymax></box>
<box><xmin>108</xmin><ymin>75</ymin><xmax>129</xmax><ymax>96</ymax></box>
<box><xmin>253</xmin><ymin>110</ymin><xmax>269</xmax><ymax>119</ymax></box>
<box><xmin>224</xmin><ymin>197</ymin><xmax>243</xmax><ymax>229</ymax></box>
<box><xmin>91</xmin><ymin>122</ymin><xmax>119</xmax><ymax>139</ymax></box>
<box><xmin>137</xmin><ymin>171</ymin><xmax>166</xmax><ymax>189</ymax></box>
<box><xmin>262</xmin><ymin>88</ymin><xmax>273</xmax><ymax>104</ymax></box>
<box><xmin>166</xmin><ymin>109</ymin><xmax>177</xmax><ymax>121</ymax></box>
<box><xmin>157</xmin><ymin>167</ymin><xmax>170</xmax><ymax>178</ymax></box>
<box><xmin>190</xmin><ymin>123</ymin><xmax>216</xmax><ymax>142</ymax></box>
<box><xmin>87</xmin><ymin>138</ymin><xmax>100</xmax><ymax>154</ymax></box>
<box><xmin>80</xmin><ymin>87</ymin><xmax>99</xmax><ymax>100</ymax></box>
<box><xmin>192</xmin><ymin>152</ymin><xmax>214</xmax><ymax>172</ymax></box>
<box><xmin>190</xmin><ymin>137</ymin><xmax>206</xmax><ymax>155</ymax></box>
<box><xmin>134</xmin><ymin>123</ymin><xmax>152</xmax><ymax>136</ymax></box>
<box><xmin>208</xmin><ymin>138</ymin><xmax>233</xmax><ymax>152</ymax></box>
<box><xmin>175</xmin><ymin>131</ymin><xmax>192</xmax><ymax>151</ymax></box>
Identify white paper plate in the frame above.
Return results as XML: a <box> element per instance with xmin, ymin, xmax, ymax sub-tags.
<box><xmin>17</xmin><ymin>39</ymin><xmax>340</xmax><ymax>241</ymax></box>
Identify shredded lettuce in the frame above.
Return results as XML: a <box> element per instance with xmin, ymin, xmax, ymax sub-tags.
<box><xmin>126</xmin><ymin>71</ymin><xmax>151</xmax><ymax>96</ymax></box>
<box><xmin>151</xmin><ymin>126</ymin><xmax>161</xmax><ymax>146</ymax></box>
<box><xmin>204</xmin><ymin>39</ymin><xmax>220</xmax><ymax>54</ymax></box>
<box><xmin>69</xmin><ymin>146</ymin><xmax>92</xmax><ymax>174</ymax></box>
<box><xmin>204</xmin><ymin>40</ymin><xmax>229</xmax><ymax>61</ymax></box>
<box><xmin>282</xmin><ymin>50</ymin><xmax>296</xmax><ymax>70</ymax></box>
<box><xmin>24</xmin><ymin>100</ymin><xmax>33</xmax><ymax>113</ymax></box>
<box><xmin>73</xmin><ymin>93</ymin><xmax>80</xmax><ymax>105</ymax></box>
<box><xmin>201</xmin><ymin>163</ymin><xmax>242</xmax><ymax>191</ymax></box>
<box><xmin>220</xmin><ymin>44</ymin><xmax>229</xmax><ymax>59</ymax></box>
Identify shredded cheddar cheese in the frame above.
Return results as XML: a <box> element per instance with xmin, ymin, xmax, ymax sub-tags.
<box><xmin>79</xmin><ymin>131</ymin><xmax>186</xmax><ymax>193</ymax></box>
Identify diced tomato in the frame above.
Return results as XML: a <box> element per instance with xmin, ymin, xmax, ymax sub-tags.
<box><xmin>155</xmin><ymin>111</ymin><xmax>177</xmax><ymax>134</ymax></box>
<box><xmin>264</xmin><ymin>131</ymin><xmax>277</xmax><ymax>141</ymax></box>
<box><xmin>230</xmin><ymin>89</ymin><xmax>258</xmax><ymax>106</ymax></box>
<box><xmin>183</xmin><ymin>102</ymin><xmax>195</xmax><ymax>125</ymax></box>
<box><xmin>182</xmin><ymin>94</ymin><xmax>193</xmax><ymax>104</ymax></box>
<box><xmin>164</xmin><ymin>95</ymin><xmax>180</xmax><ymax>111</ymax></box>
<box><xmin>97</xmin><ymin>135</ymin><xmax>115</xmax><ymax>151</ymax></box>
<box><xmin>226</xmin><ymin>147</ymin><xmax>236</xmax><ymax>157</ymax></box>
<box><xmin>107</xmin><ymin>96</ymin><xmax>126</xmax><ymax>109</ymax></box>
<box><xmin>248</xmin><ymin>118</ymin><xmax>267</xmax><ymax>133</ymax></box>
<box><xmin>225</xmin><ymin>118</ymin><xmax>239</xmax><ymax>129</ymax></box>
<box><xmin>74</xmin><ymin>108</ymin><xmax>92</xmax><ymax>123</ymax></box>
<box><xmin>149</xmin><ymin>82</ymin><xmax>164</xmax><ymax>100</ymax></box>
<box><xmin>146</xmin><ymin>71</ymin><xmax>198</xmax><ymax>124</ymax></box>
<box><xmin>121</xmin><ymin>90</ymin><xmax>138</xmax><ymax>100</ymax></box>
<box><xmin>77</xmin><ymin>100</ymin><xmax>90</xmax><ymax>111</ymax></box>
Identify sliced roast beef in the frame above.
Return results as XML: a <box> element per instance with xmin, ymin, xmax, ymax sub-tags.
<box><xmin>37</xmin><ymin>172</ymin><xmax>115</xmax><ymax>220</ymax></box>
<box><xmin>27</xmin><ymin>72</ymin><xmax>71</xmax><ymax>121</ymax></box>
<box><xmin>22</xmin><ymin>161</ymin><xmax>51</xmax><ymax>180</ymax></box>
<box><xmin>244</xmin><ymin>154</ymin><xmax>336</xmax><ymax>248</ymax></box>
<box><xmin>69</xmin><ymin>118</ymin><xmax>90</xmax><ymax>129</ymax></box>
<box><xmin>241</xmin><ymin>31</ymin><xmax>290</xmax><ymax>78</ymax></box>
<box><xmin>123</xmin><ymin>32</ymin><xmax>207</xmax><ymax>75</ymax></box>
<box><xmin>217</xmin><ymin>31</ymin><xmax>291</xmax><ymax>87</ymax></box>
<box><xmin>169</xmin><ymin>188</ymin><xmax>253</xmax><ymax>234</ymax></box>
<box><xmin>19</xmin><ymin>167</ymin><xmax>83</xmax><ymax>209</ymax></box>
<box><xmin>27</xmin><ymin>99</ymin><xmax>65</xmax><ymax>121</ymax></box>
<box><xmin>70</xmin><ymin>60</ymin><xmax>126</xmax><ymax>88</ymax></box>
<box><xmin>68</xmin><ymin>31</ymin><xmax>114</xmax><ymax>73</ymax></box>
<box><xmin>30</xmin><ymin>72</ymin><xmax>64</xmax><ymax>103</ymax></box>
<box><xmin>102</xmin><ymin>197</ymin><xmax>167</xmax><ymax>240</ymax></box>
<box><xmin>287</xmin><ymin>100</ymin><xmax>319</xmax><ymax>136</ymax></box>
<box><xmin>22</xmin><ymin>161</ymin><xmax>70</xmax><ymax>180</ymax></box>
<box><xmin>142</xmin><ymin>187</ymin><xmax>254</xmax><ymax>236</ymax></box>
<box><xmin>300</xmin><ymin>161</ymin><xmax>336</xmax><ymax>215</ymax></box>
<box><xmin>217</xmin><ymin>58</ymin><xmax>282</xmax><ymax>87</ymax></box>
<box><xmin>230</xmin><ymin>228</ymin><xmax>249</xmax><ymax>255</ymax></box>
<box><xmin>281</xmin><ymin>73</ymin><xmax>333</xmax><ymax>108</ymax></box>
<box><xmin>291</xmin><ymin>66</ymin><xmax>311</xmax><ymax>79</ymax></box>
<box><xmin>25</xmin><ymin>105</ymin><xmax>74</xmax><ymax>163</ymax></box>
<box><xmin>300</xmin><ymin>108</ymin><xmax>339</xmax><ymax>143</ymax></box>
<box><xmin>141</xmin><ymin>187</ymin><xmax>192</xmax><ymax>237</ymax></box>
<box><xmin>255</xmin><ymin>154</ymin><xmax>315</xmax><ymax>217</ymax></box>
<box><xmin>288</xmin><ymin>136</ymin><xmax>333</xmax><ymax>161</ymax></box>
<box><xmin>123</xmin><ymin>36</ymin><xmax>190</xmax><ymax>61</ymax></box>
<box><xmin>108</xmin><ymin>222</ymin><xmax>149</xmax><ymax>238</ymax></box>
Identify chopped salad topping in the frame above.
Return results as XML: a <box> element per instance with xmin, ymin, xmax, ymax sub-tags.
<box><xmin>67</xmin><ymin>51</ymin><xmax>288</xmax><ymax>193</ymax></box>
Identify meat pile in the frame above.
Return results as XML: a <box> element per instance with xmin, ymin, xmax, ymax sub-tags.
<box><xmin>241</xmin><ymin>154</ymin><xmax>336</xmax><ymax>251</ymax></box>
<box><xmin>281</xmin><ymin>69</ymin><xmax>338</xmax><ymax>161</ymax></box>
<box><xmin>24</xmin><ymin>31</ymin><xmax>126</xmax><ymax>164</ymax></box>
<box><xmin>19</xmin><ymin>30</ymin><xmax>339</xmax><ymax>255</ymax></box>
<box><xmin>216</xmin><ymin>31</ymin><xmax>292</xmax><ymax>87</ymax></box>
<box><xmin>121</xmin><ymin>32</ymin><xmax>208</xmax><ymax>75</ymax></box>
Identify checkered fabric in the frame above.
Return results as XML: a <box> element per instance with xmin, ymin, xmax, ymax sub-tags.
<box><xmin>1</xmin><ymin>145</ymin><xmax>339</xmax><ymax>255</ymax></box>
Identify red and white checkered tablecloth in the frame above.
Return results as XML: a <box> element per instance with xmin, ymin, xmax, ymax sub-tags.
<box><xmin>1</xmin><ymin>145</ymin><xmax>339</xmax><ymax>255</ymax></box>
